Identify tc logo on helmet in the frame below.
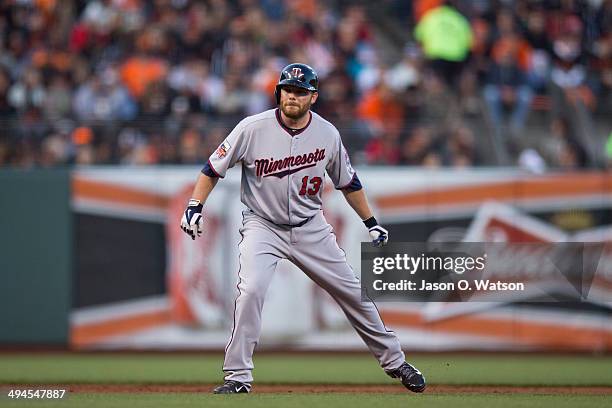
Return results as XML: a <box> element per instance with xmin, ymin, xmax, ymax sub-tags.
<box><xmin>289</xmin><ymin>67</ymin><xmax>304</xmax><ymax>80</ymax></box>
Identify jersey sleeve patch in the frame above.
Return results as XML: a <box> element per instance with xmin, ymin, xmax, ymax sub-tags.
<box><xmin>215</xmin><ymin>140</ymin><xmax>232</xmax><ymax>159</ymax></box>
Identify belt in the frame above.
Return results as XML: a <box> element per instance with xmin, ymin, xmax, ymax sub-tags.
<box><xmin>279</xmin><ymin>217</ymin><xmax>311</xmax><ymax>228</ymax></box>
<box><xmin>247</xmin><ymin>209</ymin><xmax>312</xmax><ymax>228</ymax></box>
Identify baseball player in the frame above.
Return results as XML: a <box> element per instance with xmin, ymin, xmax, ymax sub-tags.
<box><xmin>180</xmin><ymin>63</ymin><xmax>426</xmax><ymax>394</ymax></box>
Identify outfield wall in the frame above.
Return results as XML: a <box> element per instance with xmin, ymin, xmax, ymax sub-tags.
<box><xmin>1</xmin><ymin>168</ymin><xmax>610</xmax><ymax>349</ymax></box>
<box><xmin>67</xmin><ymin>167</ymin><xmax>612</xmax><ymax>351</ymax></box>
<box><xmin>0</xmin><ymin>170</ymin><xmax>72</xmax><ymax>345</ymax></box>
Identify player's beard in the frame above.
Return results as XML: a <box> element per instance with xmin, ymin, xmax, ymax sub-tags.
<box><xmin>280</xmin><ymin>100</ymin><xmax>311</xmax><ymax>120</ymax></box>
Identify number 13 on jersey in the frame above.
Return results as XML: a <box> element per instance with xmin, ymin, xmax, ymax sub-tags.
<box><xmin>299</xmin><ymin>176</ymin><xmax>322</xmax><ymax>196</ymax></box>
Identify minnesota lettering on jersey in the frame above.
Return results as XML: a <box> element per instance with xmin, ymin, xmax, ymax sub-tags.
<box><xmin>255</xmin><ymin>148</ymin><xmax>326</xmax><ymax>178</ymax></box>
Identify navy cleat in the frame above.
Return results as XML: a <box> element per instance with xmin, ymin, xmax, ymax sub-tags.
<box><xmin>213</xmin><ymin>380</ymin><xmax>251</xmax><ymax>394</ymax></box>
<box><xmin>387</xmin><ymin>362</ymin><xmax>426</xmax><ymax>393</ymax></box>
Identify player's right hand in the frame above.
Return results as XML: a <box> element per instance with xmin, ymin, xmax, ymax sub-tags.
<box><xmin>180</xmin><ymin>199</ymin><xmax>203</xmax><ymax>240</ymax></box>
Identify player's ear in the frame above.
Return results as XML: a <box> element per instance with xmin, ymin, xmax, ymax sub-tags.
<box><xmin>311</xmin><ymin>91</ymin><xmax>318</xmax><ymax>104</ymax></box>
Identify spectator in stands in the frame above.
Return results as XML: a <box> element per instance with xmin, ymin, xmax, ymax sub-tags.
<box><xmin>549</xmin><ymin>18</ymin><xmax>594</xmax><ymax>113</ymax></box>
<box><xmin>483</xmin><ymin>42</ymin><xmax>533</xmax><ymax>139</ymax></box>
<box><xmin>558</xmin><ymin>139</ymin><xmax>588</xmax><ymax>169</ymax></box>
<box><xmin>7</xmin><ymin>67</ymin><xmax>46</xmax><ymax>115</ymax></box>
<box><xmin>444</xmin><ymin>124</ymin><xmax>480</xmax><ymax>167</ymax></box>
<box><xmin>120</xmin><ymin>52</ymin><xmax>168</xmax><ymax>102</ymax></box>
<box><xmin>73</xmin><ymin>67</ymin><xmax>137</xmax><ymax>122</ymax></box>
<box><xmin>0</xmin><ymin>0</ymin><xmax>609</xmax><ymax>169</ymax></box>
<box><xmin>521</xmin><ymin>6</ymin><xmax>552</xmax><ymax>93</ymax></box>
<box><xmin>43</xmin><ymin>74</ymin><xmax>73</xmax><ymax>121</ymax></box>
<box><xmin>399</xmin><ymin>125</ymin><xmax>438</xmax><ymax>166</ymax></box>
<box><xmin>357</xmin><ymin>80</ymin><xmax>405</xmax><ymax>138</ymax></box>
<box><xmin>589</xmin><ymin>31</ymin><xmax>611</xmax><ymax>110</ymax></box>
<box><xmin>419</xmin><ymin>73</ymin><xmax>459</xmax><ymax>127</ymax></box>
<box><xmin>413</xmin><ymin>0</ymin><xmax>473</xmax><ymax>90</ymax></box>
<box><xmin>364</xmin><ymin>129</ymin><xmax>403</xmax><ymax>165</ymax></box>
<box><xmin>315</xmin><ymin>65</ymin><xmax>356</xmax><ymax>120</ymax></box>
<box><xmin>542</xmin><ymin>117</ymin><xmax>588</xmax><ymax>169</ymax></box>
<box><xmin>72</xmin><ymin>126</ymin><xmax>96</xmax><ymax>165</ymax></box>
<box><xmin>40</xmin><ymin>131</ymin><xmax>72</xmax><ymax>168</ymax></box>
<box><xmin>385</xmin><ymin>43</ymin><xmax>422</xmax><ymax>95</ymax></box>
<box><xmin>548</xmin><ymin>17</ymin><xmax>599</xmax><ymax>166</ymax></box>
<box><xmin>0</xmin><ymin>69</ymin><xmax>16</xmax><ymax>116</ymax></box>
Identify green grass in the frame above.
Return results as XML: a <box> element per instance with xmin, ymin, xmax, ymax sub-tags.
<box><xmin>0</xmin><ymin>353</ymin><xmax>610</xmax><ymax>386</ymax></box>
<box><xmin>0</xmin><ymin>393</ymin><xmax>610</xmax><ymax>408</ymax></box>
<box><xmin>0</xmin><ymin>354</ymin><xmax>610</xmax><ymax>408</ymax></box>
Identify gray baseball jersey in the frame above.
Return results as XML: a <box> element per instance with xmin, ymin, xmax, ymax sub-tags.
<box><xmin>204</xmin><ymin>108</ymin><xmax>405</xmax><ymax>384</ymax></box>
<box><xmin>207</xmin><ymin>108</ymin><xmax>355</xmax><ymax>225</ymax></box>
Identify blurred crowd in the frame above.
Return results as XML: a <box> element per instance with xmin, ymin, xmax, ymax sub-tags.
<box><xmin>0</xmin><ymin>0</ymin><xmax>610</xmax><ymax>168</ymax></box>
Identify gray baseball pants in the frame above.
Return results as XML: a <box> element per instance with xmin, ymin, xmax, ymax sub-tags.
<box><xmin>223</xmin><ymin>209</ymin><xmax>405</xmax><ymax>383</ymax></box>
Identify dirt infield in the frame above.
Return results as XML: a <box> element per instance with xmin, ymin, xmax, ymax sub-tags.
<box><xmin>10</xmin><ymin>384</ymin><xmax>612</xmax><ymax>395</ymax></box>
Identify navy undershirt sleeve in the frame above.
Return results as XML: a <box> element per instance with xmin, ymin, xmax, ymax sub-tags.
<box><xmin>201</xmin><ymin>161</ymin><xmax>219</xmax><ymax>178</ymax></box>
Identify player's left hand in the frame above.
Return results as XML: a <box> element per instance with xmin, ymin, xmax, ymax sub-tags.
<box><xmin>180</xmin><ymin>199</ymin><xmax>203</xmax><ymax>240</ymax></box>
<box><xmin>369</xmin><ymin>225</ymin><xmax>389</xmax><ymax>247</ymax></box>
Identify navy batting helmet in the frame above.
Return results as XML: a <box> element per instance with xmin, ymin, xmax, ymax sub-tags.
<box><xmin>275</xmin><ymin>63</ymin><xmax>318</xmax><ymax>104</ymax></box>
